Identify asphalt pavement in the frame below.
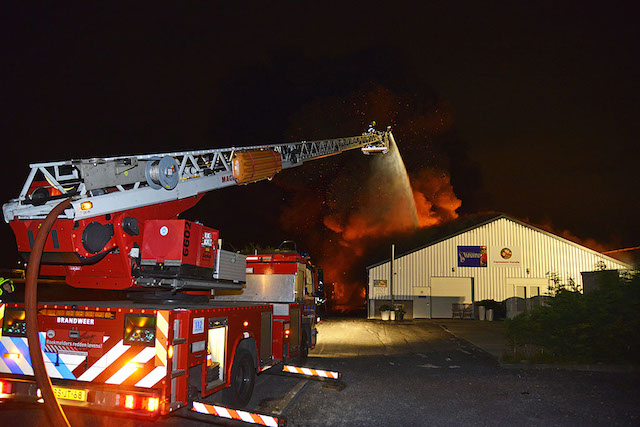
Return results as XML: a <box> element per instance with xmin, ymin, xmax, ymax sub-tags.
<box><xmin>2</xmin><ymin>318</ymin><xmax>639</xmax><ymax>426</ymax></box>
<box><xmin>433</xmin><ymin>318</ymin><xmax>508</xmax><ymax>360</ymax></box>
<box><xmin>285</xmin><ymin>318</ymin><xmax>640</xmax><ymax>426</ymax></box>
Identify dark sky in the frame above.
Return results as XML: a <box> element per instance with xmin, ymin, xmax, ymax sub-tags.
<box><xmin>2</xmin><ymin>2</ymin><xmax>639</xmax><ymax>270</ymax></box>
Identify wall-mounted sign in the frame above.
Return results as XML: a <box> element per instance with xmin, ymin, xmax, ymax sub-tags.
<box><xmin>373</xmin><ymin>279</ymin><xmax>388</xmax><ymax>288</ymax></box>
<box><xmin>373</xmin><ymin>279</ymin><xmax>388</xmax><ymax>297</ymax></box>
<box><xmin>490</xmin><ymin>246</ymin><xmax>521</xmax><ymax>267</ymax></box>
<box><xmin>457</xmin><ymin>246</ymin><xmax>487</xmax><ymax>267</ymax></box>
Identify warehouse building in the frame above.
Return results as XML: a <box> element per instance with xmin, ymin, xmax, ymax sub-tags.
<box><xmin>366</xmin><ymin>214</ymin><xmax>632</xmax><ymax>319</ymax></box>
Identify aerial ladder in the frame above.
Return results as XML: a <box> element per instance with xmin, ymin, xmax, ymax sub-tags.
<box><xmin>3</xmin><ymin>129</ymin><xmax>393</xmax><ymax>293</ymax></box>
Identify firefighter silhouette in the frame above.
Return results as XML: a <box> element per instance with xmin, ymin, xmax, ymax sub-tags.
<box><xmin>367</xmin><ymin>121</ymin><xmax>377</xmax><ymax>133</ymax></box>
<box><xmin>0</xmin><ymin>277</ymin><xmax>15</xmax><ymax>301</ymax></box>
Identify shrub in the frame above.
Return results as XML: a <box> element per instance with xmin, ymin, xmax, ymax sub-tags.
<box><xmin>506</xmin><ymin>270</ymin><xmax>640</xmax><ymax>364</ymax></box>
<box><xmin>379</xmin><ymin>304</ymin><xmax>392</xmax><ymax>312</ymax></box>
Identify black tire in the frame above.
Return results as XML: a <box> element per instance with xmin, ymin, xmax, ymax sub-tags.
<box><xmin>225</xmin><ymin>349</ymin><xmax>256</xmax><ymax>407</ymax></box>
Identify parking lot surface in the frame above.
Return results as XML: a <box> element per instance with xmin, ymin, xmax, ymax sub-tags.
<box><xmin>285</xmin><ymin>318</ymin><xmax>640</xmax><ymax>426</ymax></box>
<box><xmin>1</xmin><ymin>318</ymin><xmax>638</xmax><ymax>426</ymax></box>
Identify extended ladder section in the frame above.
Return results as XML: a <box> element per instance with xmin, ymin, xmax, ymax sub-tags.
<box><xmin>3</xmin><ymin>131</ymin><xmax>391</xmax><ymax>223</ymax></box>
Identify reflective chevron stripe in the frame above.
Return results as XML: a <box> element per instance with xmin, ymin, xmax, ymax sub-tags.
<box><xmin>77</xmin><ymin>339</ymin><xmax>129</xmax><ymax>382</ymax></box>
<box><xmin>0</xmin><ymin>337</ymin><xmax>33</xmax><ymax>375</ymax></box>
<box><xmin>0</xmin><ymin>315</ymin><xmax>168</xmax><ymax>390</ymax></box>
<box><xmin>154</xmin><ymin>310</ymin><xmax>169</xmax><ymax>367</ymax></box>
<box><xmin>105</xmin><ymin>346</ymin><xmax>156</xmax><ymax>384</ymax></box>
<box><xmin>135</xmin><ymin>365</ymin><xmax>167</xmax><ymax>388</ymax></box>
<box><xmin>282</xmin><ymin>364</ymin><xmax>341</xmax><ymax>379</ymax></box>
<box><xmin>192</xmin><ymin>401</ymin><xmax>284</xmax><ymax>426</ymax></box>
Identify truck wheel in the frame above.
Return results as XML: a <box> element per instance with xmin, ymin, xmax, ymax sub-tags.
<box><xmin>226</xmin><ymin>349</ymin><xmax>255</xmax><ymax>407</ymax></box>
<box><xmin>297</xmin><ymin>332</ymin><xmax>309</xmax><ymax>364</ymax></box>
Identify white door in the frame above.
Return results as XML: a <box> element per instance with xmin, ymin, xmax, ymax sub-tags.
<box><xmin>507</xmin><ymin>278</ymin><xmax>547</xmax><ymax>317</ymax></box>
<box><xmin>413</xmin><ymin>286</ymin><xmax>430</xmax><ymax>318</ymax></box>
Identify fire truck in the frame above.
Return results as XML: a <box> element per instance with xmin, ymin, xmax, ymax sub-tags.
<box><xmin>0</xmin><ymin>129</ymin><xmax>393</xmax><ymax>422</ymax></box>
<box><xmin>217</xmin><ymin>241</ymin><xmax>323</xmax><ymax>363</ymax></box>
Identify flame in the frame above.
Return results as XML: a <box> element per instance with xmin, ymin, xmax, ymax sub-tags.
<box><xmin>316</xmin><ymin>167</ymin><xmax>460</xmax><ymax>311</ymax></box>
<box><xmin>411</xmin><ymin>170</ymin><xmax>461</xmax><ymax>228</ymax></box>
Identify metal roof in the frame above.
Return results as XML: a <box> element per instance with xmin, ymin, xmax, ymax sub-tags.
<box><xmin>366</xmin><ymin>213</ymin><xmax>633</xmax><ymax>270</ymax></box>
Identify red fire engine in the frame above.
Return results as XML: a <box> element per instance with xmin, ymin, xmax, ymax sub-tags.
<box><xmin>0</xmin><ymin>129</ymin><xmax>392</xmax><ymax>423</ymax></box>
<box><xmin>217</xmin><ymin>242</ymin><xmax>323</xmax><ymax>362</ymax></box>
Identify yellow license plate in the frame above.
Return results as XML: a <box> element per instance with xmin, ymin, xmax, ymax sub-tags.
<box><xmin>52</xmin><ymin>386</ymin><xmax>87</xmax><ymax>402</ymax></box>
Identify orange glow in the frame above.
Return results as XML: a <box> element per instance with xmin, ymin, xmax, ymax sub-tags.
<box><xmin>279</xmin><ymin>86</ymin><xmax>462</xmax><ymax>313</ymax></box>
<box><xmin>168</xmin><ymin>345</ymin><xmax>173</xmax><ymax>359</ymax></box>
<box><xmin>126</xmin><ymin>362</ymin><xmax>143</xmax><ymax>370</ymax></box>
<box><xmin>80</xmin><ymin>201</ymin><xmax>93</xmax><ymax>210</ymax></box>
<box><xmin>325</xmin><ymin>168</ymin><xmax>460</xmax><ymax>311</ymax></box>
<box><xmin>284</xmin><ymin>329</ymin><xmax>291</xmax><ymax>335</ymax></box>
<box><xmin>243</xmin><ymin>321</ymin><xmax>249</xmax><ymax>327</ymax></box>
<box><xmin>4</xmin><ymin>353</ymin><xmax>20</xmax><ymax>361</ymax></box>
<box><xmin>146</xmin><ymin>397</ymin><xmax>159</xmax><ymax>412</ymax></box>
<box><xmin>359</xmin><ymin>287</ymin><xmax>366</xmax><ymax>299</ymax></box>
<box><xmin>411</xmin><ymin>170</ymin><xmax>461</xmax><ymax>227</ymax></box>
<box><xmin>124</xmin><ymin>394</ymin><xmax>135</xmax><ymax>409</ymax></box>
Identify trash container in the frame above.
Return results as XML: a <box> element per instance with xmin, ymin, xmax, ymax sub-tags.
<box><xmin>486</xmin><ymin>308</ymin><xmax>494</xmax><ymax>321</ymax></box>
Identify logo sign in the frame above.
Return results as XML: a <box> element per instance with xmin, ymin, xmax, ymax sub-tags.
<box><xmin>490</xmin><ymin>246</ymin><xmax>521</xmax><ymax>267</ymax></box>
<box><xmin>500</xmin><ymin>248</ymin><xmax>512</xmax><ymax>259</ymax></box>
<box><xmin>457</xmin><ymin>246</ymin><xmax>487</xmax><ymax>267</ymax></box>
<box><xmin>56</xmin><ymin>317</ymin><xmax>95</xmax><ymax>325</ymax></box>
<box><xmin>373</xmin><ymin>280</ymin><xmax>388</xmax><ymax>288</ymax></box>
<box><xmin>45</xmin><ymin>329</ymin><xmax>104</xmax><ymax>357</ymax></box>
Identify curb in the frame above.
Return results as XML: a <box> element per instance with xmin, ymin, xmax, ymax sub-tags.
<box><xmin>436</xmin><ymin>323</ymin><xmax>502</xmax><ymax>363</ymax></box>
<box><xmin>499</xmin><ymin>362</ymin><xmax>640</xmax><ymax>373</ymax></box>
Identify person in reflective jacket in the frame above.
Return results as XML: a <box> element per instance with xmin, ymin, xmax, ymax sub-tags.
<box><xmin>367</xmin><ymin>121</ymin><xmax>377</xmax><ymax>133</ymax></box>
<box><xmin>0</xmin><ymin>277</ymin><xmax>15</xmax><ymax>300</ymax></box>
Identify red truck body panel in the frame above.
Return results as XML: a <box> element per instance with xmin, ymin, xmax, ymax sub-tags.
<box><xmin>0</xmin><ymin>300</ymin><xmax>277</xmax><ymax>417</ymax></box>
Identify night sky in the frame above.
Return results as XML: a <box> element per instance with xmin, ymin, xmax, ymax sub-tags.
<box><xmin>2</xmin><ymin>3</ymin><xmax>639</xmax><ymax>277</ymax></box>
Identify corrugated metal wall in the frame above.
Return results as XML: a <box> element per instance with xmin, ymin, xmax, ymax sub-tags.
<box><xmin>369</xmin><ymin>217</ymin><xmax>631</xmax><ymax>301</ymax></box>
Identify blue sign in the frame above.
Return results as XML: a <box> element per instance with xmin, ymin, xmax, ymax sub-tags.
<box><xmin>457</xmin><ymin>246</ymin><xmax>487</xmax><ymax>267</ymax></box>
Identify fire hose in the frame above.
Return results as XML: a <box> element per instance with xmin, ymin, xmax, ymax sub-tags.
<box><xmin>25</xmin><ymin>198</ymin><xmax>72</xmax><ymax>427</ymax></box>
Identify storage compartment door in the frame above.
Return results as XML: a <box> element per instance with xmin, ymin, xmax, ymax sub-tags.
<box><xmin>260</xmin><ymin>311</ymin><xmax>272</xmax><ymax>364</ymax></box>
<box><xmin>289</xmin><ymin>308</ymin><xmax>300</xmax><ymax>353</ymax></box>
<box><xmin>206</xmin><ymin>318</ymin><xmax>228</xmax><ymax>389</ymax></box>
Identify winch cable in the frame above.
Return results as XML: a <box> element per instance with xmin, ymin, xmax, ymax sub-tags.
<box><xmin>25</xmin><ymin>198</ymin><xmax>72</xmax><ymax>427</ymax></box>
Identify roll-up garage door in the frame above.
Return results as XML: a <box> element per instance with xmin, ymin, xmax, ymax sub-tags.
<box><xmin>430</xmin><ymin>277</ymin><xmax>473</xmax><ymax>318</ymax></box>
